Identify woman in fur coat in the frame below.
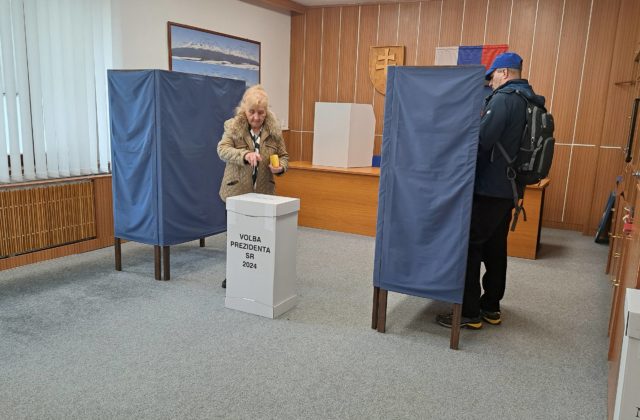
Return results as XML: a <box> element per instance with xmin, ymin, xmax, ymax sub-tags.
<box><xmin>217</xmin><ymin>85</ymin><xmax>289</xmax><ymax>202</ymax></box>
<box><xmin>217</xmin><ymin>85</ymin><xmax>289</xmax><ymax>289</ymax></box>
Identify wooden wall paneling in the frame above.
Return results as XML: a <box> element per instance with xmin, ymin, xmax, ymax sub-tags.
<box><xmin>302</xmin><ymin>9</ymin><xmax>323</xmax><ymax>133</ymax></box>
<box><xmin>415</xmin><ymin>1</ymin><xmax>443</xmax><ymax>65</ymax></box>
<box><xmin>93</xmin><ymin>177</ymin><xmax>112</xmax><ymax>243</ymax></box>
<box><xmin>45</xmin><ymin>187</ymin><xmax>53</xmax><ymax>248</ymax></box>
<box><xmin>79</xmin><ymin>184</ymin><xmax>87</xmax><ymax>237</ymax></box>
<box><xmin>35</xmin><ymin>189</ymin><xmax>43</xmax><ymax>248</ymax></box>
<box><xmin>562</xmin><ymin>146</ymin><xmax>598</xmax><ymax>228</ymax></box>
<box><xmin>2</xmin><ymin>191</ymin><xmax>9</xmax><ymax>254</ymax></box>
<box><xmin>73</xmin><ymin>184</ymin><xmax>80</xmax><ymax>240</ymax></box>
<box><xmin>41</xmin><ymin>188</ymin><xmax>50</xmax><ymax>246</ymax></box>
<box><xmin>439</xmin><ymin>0</ymin><xmax>465</xmax><ymax>47</ymax></box>
<box><xmin>57</xmin><ymin>185</ymin><xmax>66</xmax><ymax>243</ymax></box>
<box><xmin>27</xmin><ymin>189</ymin><xmax>34</xmax><ymax>248</ymax></box>
<box><xmin>373</xmin><ymin>4</ymin><xmax>400</xmax><ymax>136</ymax></box>
<box><xmin>372</xmin><ymin>1</ymin><xmax>422</xmax><ymax>155</ymax></box>
<box><xmin>542</xmin><ymin>144</ymin><xmax>570</xmax><ymax>223</ymax></box>
<box><xmin>573</xmin><ymin>0</ymin><xmax>620</xmax><ymax>147</ymax></box>
<box><xmin>66</xmin><ymin>185</ymin><xmax>73</xmax><ymax>241</ymax></box>
<box><xmin>65</xmin><ymin>185</ymin><xmax>71</xmax><ymax>241</ymax></box>
<box><xmin>61</xmin><ymin>185</ymin><xmax>68</xmax><ymax>243</ymax></box>
<box><xmin>63</xmin><ymin>185</ymin><xmax>71</xmax><ymax>242</ymax></box>
<box><xmin>337</xmin><ymin>6</ymin><xmax>359</xmax><ymax>103</ymax></box>
<box><xmin>319</xmin><ymin>8</ymin><xmax>341</xmax><ymax>103</ymax></box>
<box><xmin>526</xmin><ymin>0</ymin><xmax>563</xmax><ymax>102</ymax></box>
<box><xmin>287</xmin><ymin>131</ymin><xmax>302</xmax><ymax>161</ymax></box>
<box><xmin>373</xmin><ymin>136</ymin><xmax>382</xmax><ymax>156</ymax></box>
<box><xmin>547</xmin><ymin>0</ymin><xmax>590</xmax><ymax>142</ymax></box>
<box><xmin>50</xmin><ymin>186</ymin><xmax>58</xmax><ymax>245</ymax></box>
<box><xmin>484</xmin><ymin>0</ymin><xmax>512</xmax><ymax>45</ymax></box>
<box><xmin>0</xmin><ymin>192</ymin><xmax>7</xmax><ymax>255</ymax></box>
<box><xmin>30</xmin><ymin>188</ymin><xmax>37</xmax><ymax>250</ymax></box>
<box><xmin>586</xmin><ymin>148</ymin><xmax>624</xmax><ymax>234</ymax></box>
<box><xmin>9</xmin><ymin>190</ymin><xmax>16</xmax><ymax>253</ymax></box>
<box><xmin>29</xmin><ymin>190</ymin><xmax>37</xmax><ymax>250</ymax></box>
<box><xmin>21</xmin><ymin>190</ymin><xmax>30</xmax><ymax>251</ymax></box>
<box><xmin>397</xmin><ymin>2</ymin><xmax>421</xmax><ymax>64</ymax></box>
<box><xmin>14</xmin><ymin>190</ymin><xmax>23</xmax><ymax>253</ymax></box>
<box><xmin>301</xmin><ymin>132</ymin><xmax>314</xmax><ymax>161</ymax></box>
<box><xmin>32</xmin><ymin>189</ymin><xmax>42</xmax><ymax>248</ymax></box>
<box><xmin>507</xmin><ymin>0</ymin><xmax>537</xmax><ymax>79</ymax></box>
<box><xmin>289</xmin><ymin>13</ymin><xmax>305</xmax><ymax>135</ymax></box>
<box><xmin>461</xmin><ymin>0</ymin><xmax>488</xmax><ymax>45</ymax></box>
<box><xmin>599</xmin><ymin>0</ymin><xmax>640</xmax><ymax>149</ymax></box>
<box><xmin>37</xmin><ymin>187</ymin><xmax>47</xmax><ymax>248</ymax></box>
<box><xmin>354</xmin><ymin>5</ymin><xmax>378</xmax><ymax>105</ymax></box>
<box><xmin>0</xmin><ymin>176</ymin><xmax>113</xmax><ymax>271</ymax></box>
<box><xmin>10</xmin><ymin>190</ymin><xmax>17</xmax><ymax>253</ymax></box>
<box><xmin>77</xmin><ymin>184</ymin><xmax>84</xmax><ymax>238</ymax></box>
<box><xmin>376</xmin><ymin>2</ymin><xmax>399</xmax><ymax>46</ymax></box>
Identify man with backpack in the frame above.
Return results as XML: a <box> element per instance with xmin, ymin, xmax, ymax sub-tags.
<box><xmin>437</xmin><ymin>52</ymin><xmax>548</xmax><ymax>329</ymax></box>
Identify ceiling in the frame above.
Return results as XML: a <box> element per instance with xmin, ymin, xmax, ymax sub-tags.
<box><xmin>295</xmin><ymin>0</ymin><xmax>389</xmax><ymax>5</ymax></box>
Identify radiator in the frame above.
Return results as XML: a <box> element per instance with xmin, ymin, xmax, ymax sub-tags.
<box><xmin>0</xmin><ymin>181</ymin><xmax>96</xmax><ymax>258</ymax></box>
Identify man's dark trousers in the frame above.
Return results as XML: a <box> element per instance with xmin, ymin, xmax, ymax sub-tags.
<box><xmin>462</xmin><ymin>194</ymin><xmax>514</xmax><ymax>318</ymax></box>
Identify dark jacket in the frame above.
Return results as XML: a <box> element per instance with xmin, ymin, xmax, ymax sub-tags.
<box><xmin>474</xmin><ymin>79</ymin><xmax>546</xmax><ymax>199</ymax></box>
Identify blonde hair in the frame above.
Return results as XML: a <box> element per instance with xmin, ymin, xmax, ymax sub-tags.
<box><xmin>236</xmin><ymin>84</ymin><xmax>269</xmax><ymax>116</ymax></box>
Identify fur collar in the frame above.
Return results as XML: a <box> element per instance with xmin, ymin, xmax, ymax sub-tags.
<box><xmin>227</xmin><ymin>111</ymin><xmax>282</xmax><ymax>140</ymax></box>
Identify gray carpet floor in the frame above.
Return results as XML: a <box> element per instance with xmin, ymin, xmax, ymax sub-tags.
<box><xmin>0</xmin><ymin>227</ymin><xmax>610</xmax><ymax>419</ymax></box>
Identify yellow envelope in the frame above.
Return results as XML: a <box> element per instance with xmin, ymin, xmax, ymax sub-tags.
<box><xmin>270</xmin><ymin>154</ymin><xmax>280</xmax><ymax>168</ymax></box>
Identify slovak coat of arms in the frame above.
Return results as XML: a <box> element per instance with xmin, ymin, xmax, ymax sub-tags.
<box><xmin>369</xmin><ymin>46</ymin><xmax>405</xmax><ymax>94</ymax></box>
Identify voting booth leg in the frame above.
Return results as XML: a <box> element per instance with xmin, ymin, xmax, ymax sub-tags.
<box><xmin>450</xmin><ymin>304</ymin><xmax>462</xmax><ymax>350</ymax></box>
<box><xmin>372</xmin><ymin>287</ymin><xmax>380</xmax><ymax>329</ymax></box>
<box><xmin>114</xmin><ymin>237</ymin><xmax>122</xmax><ymax>271</ymax></box>
<box><xmin>163</xmin><ymin>246</ymin><xmax>170</xmax><ymax>281</ymax></box>
<box><xmin>374</xmin><ymin>288</ymin><xmax>388</xmax><ymax>333</ymax></box>
<box><xmin>154</xmin><ymin>246</ymin><xmax>161</xmax><ymax>280</ymax></box>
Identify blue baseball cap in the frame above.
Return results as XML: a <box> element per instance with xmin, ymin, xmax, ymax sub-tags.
<box><xmin>485</xmin><ymin>52</ymin><xmax>523</xmax><ymax>80</ymax></box>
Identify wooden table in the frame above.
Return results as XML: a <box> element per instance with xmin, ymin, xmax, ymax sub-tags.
<box><xmin>276</xmin><ymin>162</ymin><xmax>549</xmax><ymax>259</ymax></box>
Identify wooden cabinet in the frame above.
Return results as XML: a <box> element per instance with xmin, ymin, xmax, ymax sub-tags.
<box><xmin>607</xmin><ymin>52</ymin><xmax>640</xmax><ymax>419</ymax></box>
<box><xmin>608</xmin><ymin>186</ymin><xmax>640</xmax><ymax>418</ymax></box>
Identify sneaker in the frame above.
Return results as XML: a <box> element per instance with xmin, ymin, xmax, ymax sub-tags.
<box><xmin>221</xmin><ymin>278</ymin><xmax>226</xmax><ymax>289</ymax></box>
<box><xmin>480</xmin><ymin>309</ymin><xmax>501</xmax><ymax>325</ymax></box>
<box><xmin>436</xmin><ymin>313</ymin><xmax>482</xmax><ymax>330</ymax></box>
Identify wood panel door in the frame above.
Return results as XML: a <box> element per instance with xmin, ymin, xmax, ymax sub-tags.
<box><xmin>608</xmin><ymin>183</ymin><xmax>640</xmax><ymax>418</ymax></box>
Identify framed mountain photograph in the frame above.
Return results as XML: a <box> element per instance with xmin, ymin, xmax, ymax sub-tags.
<box><xmin>168</xmin><ymin>22</ymin><xmax>260</xmax><ymax>87</ymax></box>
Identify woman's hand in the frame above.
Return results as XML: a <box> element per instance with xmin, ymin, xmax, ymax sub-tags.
<box><xmin>244</xmin><ymin>151</ymin><xmax>262</xmax><ymax>167</ymax></box>
<box><xmin>269</xmin><ymin>164</ymin><xmax>284</xmax><ymax>174</ymax></box>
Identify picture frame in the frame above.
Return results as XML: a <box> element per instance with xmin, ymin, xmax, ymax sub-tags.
<box><xmin>167</xmin><ymin>22</ymin><xmax>261</xmax><ymax>87</ymax></box>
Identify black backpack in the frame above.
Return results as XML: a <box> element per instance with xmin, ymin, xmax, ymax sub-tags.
<box><xmin>495</xmin><ymin>89</ymin><xmax>555</xmax><ymax>231</ymax></box>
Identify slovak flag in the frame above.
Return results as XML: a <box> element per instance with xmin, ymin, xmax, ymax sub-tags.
<box><xmin>435</xmin><ymin>44</ymin><xmax>508</xmax><ymax>70</ymax></box>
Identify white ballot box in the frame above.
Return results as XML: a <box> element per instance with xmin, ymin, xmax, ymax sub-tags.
<box><xmin>312</xmin><ymin>102</ymin><xmax>375</xmax><ymax>168</ymax></box>
<box><xmin>225</xmin><ymin>193</ymin><xmax>300</xmax><ymax>318</ymax></box>
<box><xmin>614</xmin><ymin>288</ymin><xmax>640</xmax><ymax>420</ymax></box>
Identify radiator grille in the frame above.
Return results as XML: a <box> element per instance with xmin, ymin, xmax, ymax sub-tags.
<box><xmin>0</xmin><ymin>181</ymin><xmax>96</xmax><ymax>258</ymax></box>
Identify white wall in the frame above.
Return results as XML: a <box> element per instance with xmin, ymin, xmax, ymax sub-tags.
<box><xmin>110</xmin><ymin>0</ymin><xmax>291</xmax><ymax>128</ymax></box>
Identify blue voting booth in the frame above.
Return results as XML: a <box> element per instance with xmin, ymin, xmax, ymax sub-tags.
<box><xmin>372</xmin><ymin>66</ymin><xmax>485</xmax><ymax>348</ymax></box>
<box><xmin>108</xmin><ymin>70</ymin><xmax>245</xmax><ymax>280</ymax></box>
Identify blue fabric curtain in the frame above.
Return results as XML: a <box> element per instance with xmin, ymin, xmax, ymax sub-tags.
<box><xmin>373</xmin><ymin>66</ymin><xmax>485</xmax><ymax>303</ymax></box>
<box><xmin>109</xmin><ymin>70</ymin><xmax>245</xmax><ymax>245</ymax></box>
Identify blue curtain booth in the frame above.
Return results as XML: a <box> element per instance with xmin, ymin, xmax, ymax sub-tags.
<box><xmin>108</xmin><ymin>70</ymin><xmax>245</xmax><ymax>246</ymax></box>
<box><xmin>373</xmin><ymin>66</ymin><xmax>485</xmax><ymax>304</ymax></box>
